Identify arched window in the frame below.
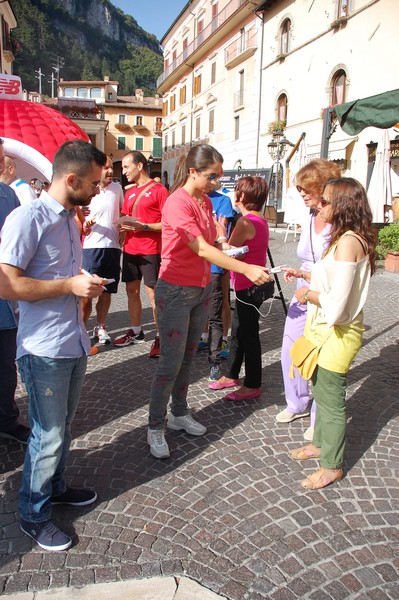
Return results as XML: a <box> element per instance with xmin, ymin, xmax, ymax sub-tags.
<box><xmin>280</xmin><ymin>19</ymin><xmax>291</xmax><ymax>55</ymax></box>
<box><xmin>337</xmin><ymin>0</ymin><xmax>349</xmax><ymax>18</ymax></box>
<box><xmin>277</xmin><ymin>93</ymin><xmax>288</xmax><ymax>124</ymax></box>
<box><xmin>331</xmin><ymin>69</ymin><xmax>346</xmax><ymax>105</ymax></box>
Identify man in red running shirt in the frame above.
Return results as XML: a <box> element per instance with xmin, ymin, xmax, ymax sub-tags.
<box><xmin>113</xmin><ymin>151</ymin><xmax>168</xmax><ymax>358</ymax></box>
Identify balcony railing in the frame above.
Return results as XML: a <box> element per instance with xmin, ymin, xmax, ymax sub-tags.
<box><xmin>157</xmin><ymin>0</ymin><xmax>249</xmax><ymax>88</ymax></box>
<box><xmin>225</xmin><ymin>26</ymin><xmax>257</xmax><ymax>66</ymax></box>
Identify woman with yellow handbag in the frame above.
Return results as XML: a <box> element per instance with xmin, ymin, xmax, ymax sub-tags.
<box><xmin>283</xmin><ymin>178</ymin><xmax>376</xmax><ymax>489</ymax></box>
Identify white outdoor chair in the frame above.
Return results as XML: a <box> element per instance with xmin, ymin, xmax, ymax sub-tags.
<box><xmin>284</xmin><ymin>221</ymin><xmax>301</xmax><ymax>242</ymax></box>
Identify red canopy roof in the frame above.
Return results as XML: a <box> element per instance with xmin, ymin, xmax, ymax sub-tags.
<box><xmin>0</xmin><ymin>99</ymin><xmax>89</xmax><ymax>162</ymax></box>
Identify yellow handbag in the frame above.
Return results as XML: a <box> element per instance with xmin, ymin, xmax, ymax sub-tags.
<box><xmin>289</xmin><ymin>329</ymin><xmax>333</xmax><ymax>381</ymax></box>
<box><xmin>289</xmin><ymin>336</ymin><xmax>320</xmax><ymax>380</ymax></box>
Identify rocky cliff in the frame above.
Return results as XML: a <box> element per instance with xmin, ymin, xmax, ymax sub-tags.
<box><xmin>10</xmin><ymin>0</ymin><xmax>163</xmax><ymax>96</ymax></box>
<box><xmin>50</xmin><ymin>0</ymin><xmax>160</xmax><ymax>52</ymax></box>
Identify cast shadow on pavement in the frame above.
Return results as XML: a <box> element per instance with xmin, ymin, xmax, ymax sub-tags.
<box><xmin>345</xmin><ymin>340</ymin><xmax>399</xmax><ymax>472</ymax></box>
<box><xmin>0</xmin><ymin>391</ymin><xmax>264</xmax><ymax>556</ymax></box>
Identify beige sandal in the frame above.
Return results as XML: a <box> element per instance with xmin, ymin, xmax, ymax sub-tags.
<box><xmin>290</xmin><ymin>445</ymin><xmax>321</xmax><ymax>461</ymax></box>
<box><xmin>300</xmin><ymin>467</ymin><xmax>344</xmax><ymax>490</ymax></box>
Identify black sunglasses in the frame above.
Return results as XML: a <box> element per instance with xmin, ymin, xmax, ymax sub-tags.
<box><xmin>296</xmin><ymin>184</ymin><xmax>309</xmax><ymax>194</ymax></box>
<box><xmin>319</xmin><ymin>197</ymin><xmax>332</xmax><ymax>207</ymax></box>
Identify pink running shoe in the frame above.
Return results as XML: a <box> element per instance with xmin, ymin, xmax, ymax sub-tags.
<box><xmin>208</xmin><ymin>378</ymin><xmax>240</xmax><ymax>390</ymax></box>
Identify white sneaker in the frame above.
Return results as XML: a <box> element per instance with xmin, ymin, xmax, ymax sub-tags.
<box><xmin>275</xmin><ymin>408</ymin><xmax>310</xmax><ymax>423</ymax></box>
<box><xmin>167</xmin><ymin>413</ymin><xmax>207</xmax><ymax>436</ymax></box>
<box><xmin>147</xmin><ymin>428</ymin><xmax>170</xmax><ymax>458</ymax></box>
<box><xmin>97</xmin><ymin>325</ymin><xmax>111</xmax><ymax>345</ymax></box>
<box><xmin>303</xmin><ymin>426</ymin><xmax>314</xmax><ymax>441</ymax></box>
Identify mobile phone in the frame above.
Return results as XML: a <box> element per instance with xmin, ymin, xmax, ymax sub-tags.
<box><xmin>270</xmin><ymin>265</ymin><xmax>285</xmax><ymax>273</ymax></box>
<box><xmin>223</xmin><ymin>245</ymin><xmax>249</xmax><ymax>257</ymax></box>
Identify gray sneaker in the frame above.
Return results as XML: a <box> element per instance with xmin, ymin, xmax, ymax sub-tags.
<box><xmin>167</xmin><ymin>413</ymin><xmax>207</xmax><ymax>436</ymax></box>
<box><xmin>147</xmin><ymin>428</ymin><xmax>170</xmax><ymax>458</ymax></box>
<box><xmin>20</xmin><ymin>519</ymin><xmax>72</xmax><ymax>552</ymax></box>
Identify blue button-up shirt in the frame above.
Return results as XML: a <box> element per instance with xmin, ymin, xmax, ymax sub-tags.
<box><xmin>0</xmin><ymin>182</ymin><xmax>20</xmax><ymax>330</ymax></box>
<box><xmin>0</xmin><ymin>191</ymin><xmax>91</xmax><ymax>358</ymax></box>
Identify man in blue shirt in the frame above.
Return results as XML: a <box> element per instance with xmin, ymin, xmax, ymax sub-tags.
<box><xmin>0</xmin><ymin>140</ymin><xmax>107</xmax><ymax>552</ymax></box>
<box><xmin>207</xmin><ymin>186</ymin><xmax>235</xmax><ymax>381</ymax></box>
<box><xmin>0</xmin><ymin>139</ymin><xmax>30</xmax><ymax>445</ymax></box>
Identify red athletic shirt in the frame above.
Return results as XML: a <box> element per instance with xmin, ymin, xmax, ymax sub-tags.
<box><xmin>159</xmin><ymin>188</ymin><xmax>217</xmax><ymax>288</ymax></box>
<box><xmin>122</xmin><ymin>181</ymin><xmax>168</xmax><ymax>255</ymax></box>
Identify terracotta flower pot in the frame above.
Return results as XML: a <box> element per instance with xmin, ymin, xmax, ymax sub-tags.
<box><xmin>385</xmin><ymin>252</ymin><xmax>399</xmax><ymax>273</ymax></box>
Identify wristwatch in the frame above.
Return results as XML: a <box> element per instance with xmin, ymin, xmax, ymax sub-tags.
<box><xmin>304</xmin><ymin>290</ymin><xmax>310</xmax><ymax>302</ymax></box>
<box><xmin>143</xmin><ymin>224</ymin><xmax>150</xmax><ymax>231</ymax></box>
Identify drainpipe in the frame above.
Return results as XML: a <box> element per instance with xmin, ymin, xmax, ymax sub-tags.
<box><xmin>255</xmin><ymin>10</ymin><xmax>265</xmax><ymax>168</ymax></box>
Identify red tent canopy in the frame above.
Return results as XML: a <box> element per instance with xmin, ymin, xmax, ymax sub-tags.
<box><xmin>0</xmin><ymin>99</ymin><xmax>90</xmax><ymax>180</ymax></box>
<box><xmin>0</xmin><ymin>99</ymin><xmax>89</xmax><ymax>160</ymax></box>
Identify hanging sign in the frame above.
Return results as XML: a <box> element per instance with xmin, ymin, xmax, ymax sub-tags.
<box><xmin>0</xmin><ymin>74</ymin><xmax>23</xmax><ymax>100</ymax></box>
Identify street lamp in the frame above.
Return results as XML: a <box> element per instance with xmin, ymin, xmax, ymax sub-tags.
<box><xmin>267</xmin><ymin>130</ymin><xmax>293</xmax><ymax>221</ymax></box>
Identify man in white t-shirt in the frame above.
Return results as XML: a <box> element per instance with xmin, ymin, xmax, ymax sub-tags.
<box><xmin>0</xmin><ymin>156</ymin><xmax>37</xmax><ymax>205</ymax></box>
<box><xmin>81</xmin><ymin>156</ymin><xmax>123</xmax><ymax>345</ymax></box>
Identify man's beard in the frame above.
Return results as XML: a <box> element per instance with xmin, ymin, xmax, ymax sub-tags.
<box><xmin>69</xmin><ymin>194</ymin><xmax>92</xmax><ymax>207</ymax></box>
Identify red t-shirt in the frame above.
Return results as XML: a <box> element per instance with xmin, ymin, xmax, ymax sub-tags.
<box><xmin>122</xmin><ymin>180</ymin><xmax>168</xmax><ymax>255</ymax></box>
<box><xmin>159</xmin><ymin>188</ymin><xmax>217</xmax><ymax>288</ymax></box>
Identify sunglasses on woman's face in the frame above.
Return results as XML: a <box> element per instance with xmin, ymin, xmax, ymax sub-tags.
<box><xmin>319</xmin><ymin>197</ymin><xmax>332</xmax><ymax>207</ymax></box>
<box><xmin>296</xmin><ymin>185</ymin><xmax>309</xmax><ymax>194</ymax></box>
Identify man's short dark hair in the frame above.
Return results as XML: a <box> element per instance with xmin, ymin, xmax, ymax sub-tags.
<box><xmin>124</xmin><ymin>150</ymin><xmax>148</xmax><ymax>172</ymax></box>
<box><xmin>53</xmin><ymin>140</ymin><xmax>106</xmax><ymax>178</ymax></box>
<box><xmin>0</xmin><ymin>138</ymin><xmax>4</xmax><ymax>145</ymax></box>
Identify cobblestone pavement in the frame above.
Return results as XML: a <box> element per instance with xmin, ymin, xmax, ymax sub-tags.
<box><xmin>1</xmin><ymin>228</ymin><xmax>399</xmax><ymax>600</ymax></box>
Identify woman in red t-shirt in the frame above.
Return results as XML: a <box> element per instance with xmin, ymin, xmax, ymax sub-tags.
<box><xmin>147</xmin><ymin>144</ymin><xmax>272</xmax><ymax>459</ymax></box>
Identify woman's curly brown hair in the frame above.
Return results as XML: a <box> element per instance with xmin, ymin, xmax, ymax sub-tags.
<box><xmin>324</xmin><ymin>177</ymin><xmax>377</xmax><ymax>274</ymax></box>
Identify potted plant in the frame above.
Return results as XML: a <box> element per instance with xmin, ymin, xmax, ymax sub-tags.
<box><xmin>377</xmin><ymin>222</ymin><xmax>399</xmax><ymax>273</ymax></box>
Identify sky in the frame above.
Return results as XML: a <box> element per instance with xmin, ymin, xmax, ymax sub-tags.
<box><xmin>111</xmin><ymin>1</ymin><xmax>188</xmax><ymax>43</ymax></box>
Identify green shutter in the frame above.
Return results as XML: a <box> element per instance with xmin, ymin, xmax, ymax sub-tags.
<box><xmin>152</xmin><ymin>137</ymin><xmax>162</xmax><ymax>158</ymax></box>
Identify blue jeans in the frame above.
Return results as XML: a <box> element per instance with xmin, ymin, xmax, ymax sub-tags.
<box><xmin>149</xmin><ymin>279</ymin><xmax>211</xmax><ymax>429</ymax></box>
<box><xmin>17</xmin><ymin>354</ymin><xmax>87</xmax><ymax>523</ymax></box>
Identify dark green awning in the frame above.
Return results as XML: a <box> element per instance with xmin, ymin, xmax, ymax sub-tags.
<box><xmin>334</xmin><ymin>88</ymin><xmax>399</xmax><ymax>136</ymax></box>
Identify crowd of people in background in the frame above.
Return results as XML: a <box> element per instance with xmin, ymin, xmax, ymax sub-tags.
<box><xmin>0</xmin><ymin>140</ymin><xmax>377</xmax><ymax>552</ymax></box>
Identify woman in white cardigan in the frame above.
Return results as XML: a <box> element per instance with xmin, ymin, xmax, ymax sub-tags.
<box><xmin>284</xmin><ymin>178</ymin><xmax>377</xmax><ymax>490</ymax></box>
